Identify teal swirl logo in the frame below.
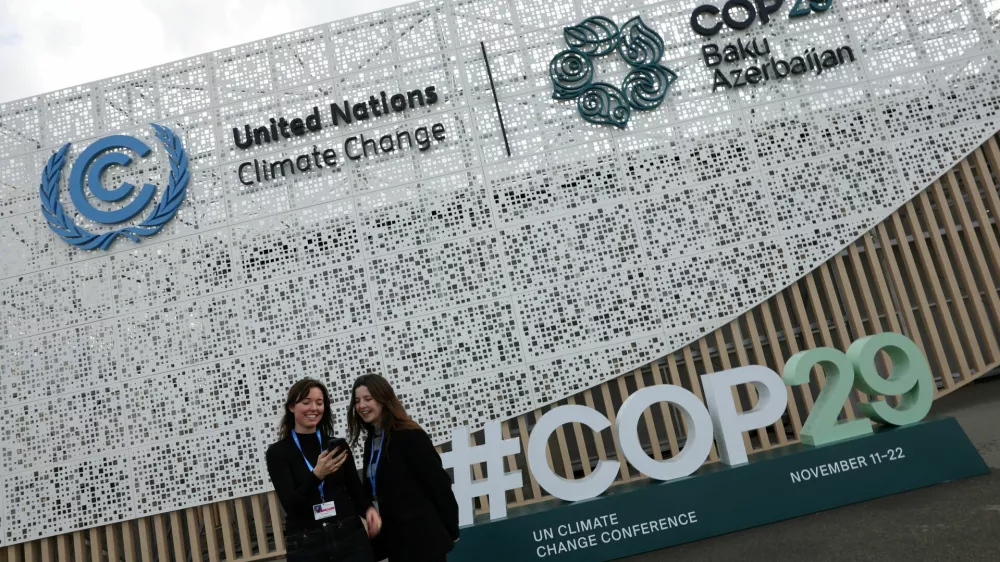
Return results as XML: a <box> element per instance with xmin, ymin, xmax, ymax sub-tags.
<box><xmin>579</xmin><ymin>83</ymin><xmax>631</xmax><ymax>128</ymax></box>
<box><xmin>550</xmin><ymin>16</ymin><xmax>677</xmax><ymax>129</ymax></box>
<box><xmin>39</xmin><ymin>124</ymin><xmax>189</xmax><ymax>251</ymax></box>
<box><xmin>550</xmin><ymin>50</ymin><xmax>594</xmax><ymax>100</ymax></box>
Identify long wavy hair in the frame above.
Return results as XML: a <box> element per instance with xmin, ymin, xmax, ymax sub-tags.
<box><xmin>347</xmin><ymin>374</ymin><xmax>420</xmax><ymax>446</ymax></box>
<box><xmin>278</xmin><ymin>378</ymin><xmax>336</xmax><ymax>440</ymax></box>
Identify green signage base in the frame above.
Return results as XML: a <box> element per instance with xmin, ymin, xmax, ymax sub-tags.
<box><xmin>451</xmin><ymin>417</ymin><xmax>988</xmax><ymax>562</ymax></box>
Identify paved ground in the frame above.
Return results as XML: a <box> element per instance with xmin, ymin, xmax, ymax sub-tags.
<box><xmin>619</xmin><ymin>376</ymin><xmax>1000</xmax><ymax>562</ymax></box>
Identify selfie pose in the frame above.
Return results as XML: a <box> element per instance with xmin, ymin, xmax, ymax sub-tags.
<box><xmin>348</xmin><ymin>374</ymin><xmax>460</xmax><ymax>562</ymax></box>
<box><xmin>266</xmin><ymin>378</ymin><xmax>382</xmax><ymax>562</ymax></box>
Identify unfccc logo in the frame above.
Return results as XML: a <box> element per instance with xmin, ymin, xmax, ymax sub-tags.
<box><xmin>549</xmin><ymin>16</ymin><xmax>678</xmax><ymax>129</ymax></box>
<box><xmin>39</xmin><ymin>124</ymin><xmax>189</xmax><ymax>250</ymax></box>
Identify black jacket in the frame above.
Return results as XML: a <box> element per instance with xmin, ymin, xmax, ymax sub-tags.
<box><xmin>363</xmin><ymin>428</ymin><xmax>459</xmax><ymax>561</ymax></box>
<box><xmin>265</xmin><ymin>433</ymin><xmax>371</xmax><ymax>535</ymax></box>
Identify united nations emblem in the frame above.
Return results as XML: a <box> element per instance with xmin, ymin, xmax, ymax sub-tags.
<box><xmin>39</xmin><ymin>124</ymin><xmax>189</xmax><ymax>250</ymax></box>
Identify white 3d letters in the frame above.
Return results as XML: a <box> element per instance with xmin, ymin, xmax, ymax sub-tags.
<box><xmin>442</xmin><ymin>421</ymin><xmax>522</xmax><ymax>526</ymax></box>
<box><xmin>527</xmin><ymin>405</ymin><xmax>620</xmax><ymax>501</ymax></box>
<box><xmin>447</xmin><ymin>366</ymin><xmax>793</xmax><ymax>524</ymax></box>
<box><xmin>701</xmin><ymin>366</ymin><xmax>788</xmax><ymax>465</ymax></box>
<box><xmin>616</xmin><ymin>385</ymin><xmax>715</xmax><ymax>480</ymax></box>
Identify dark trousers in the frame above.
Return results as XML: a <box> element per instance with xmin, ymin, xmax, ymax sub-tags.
<box><xmin>385</xmin><ymin>553</ymin><xmax>447</xmax><ymax>562</ymax></box>
<box><xmin>286</xmin><ymin>518</ymin><xmax>374</xmax><ymax>562</ymax></box>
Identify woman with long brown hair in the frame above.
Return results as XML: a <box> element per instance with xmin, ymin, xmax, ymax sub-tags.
<box><xmin>266</xmin><ymin>378</ymin><xmax>382</xmax><ymax>562</ymax></box>
<box><xmin>347</xmin><ymin>374</ymin><xmax>459</xmax><ymax>562</ymax></box>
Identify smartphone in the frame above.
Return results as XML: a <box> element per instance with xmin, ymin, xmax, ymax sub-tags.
<box><xmin>326</xmin><ymin>437</ymin><xmax>348</xmax><ymax>454</ymax></box>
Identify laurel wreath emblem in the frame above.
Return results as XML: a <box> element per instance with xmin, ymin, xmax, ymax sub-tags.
<box><xmin>550</xmin><ymin>16</ymin><xmax>678</xmax><ymax>129</ymax></box>
<box><xmin>39</xmin><ymin>124</ymin><xmax>189</xmax><ymax>251</ymax></box>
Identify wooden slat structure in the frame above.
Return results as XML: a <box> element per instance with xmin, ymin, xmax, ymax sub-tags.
<box><xmin>5</xmin><ymin>133</ymin><xmax>1000</xmax><ymax>562</ymax></box>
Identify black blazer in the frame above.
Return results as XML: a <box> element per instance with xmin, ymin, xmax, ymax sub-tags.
<box><xmin>266</xmin><ymin>434</ymin><xmax>371</xmax><ymax>535</ymax></box>
<box><xmin>363</xmin><ymin>428</ymin><xmax>459</xmax><ymax>561</ymax></box>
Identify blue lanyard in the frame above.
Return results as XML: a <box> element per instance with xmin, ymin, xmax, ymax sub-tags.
<box><xmin>291</xmin><ymin>431</ymin><xmax>325</xmax><ymax>501</ymax></box>
<box><xmin>369</xmin><ymin>434</ymin><xmax>384</xmax><ymax>501</ymax></box>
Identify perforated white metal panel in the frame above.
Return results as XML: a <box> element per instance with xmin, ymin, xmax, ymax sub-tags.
<box><xmin>1</xmin><ymin>0</ymin><xmax>999</xmax><ymax>544</ymax></box>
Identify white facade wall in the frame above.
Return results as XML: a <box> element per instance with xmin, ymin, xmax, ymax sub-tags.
<box><xmin>1</xmin><ymin>0</ymin><xmax>998</xmax><ymax>545</ymax></box>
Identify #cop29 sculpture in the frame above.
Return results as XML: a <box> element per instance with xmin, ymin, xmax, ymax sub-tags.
<box><xmin>443</xmin><ymin>332</ymin><xmax>935</xmax><ymax>526</ymax></box>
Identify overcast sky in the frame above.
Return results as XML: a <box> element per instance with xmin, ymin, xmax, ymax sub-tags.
<box><xmin>0</xmin><ymin>0</ymin><xmax>412</xmax><ymax>104</ymax></box>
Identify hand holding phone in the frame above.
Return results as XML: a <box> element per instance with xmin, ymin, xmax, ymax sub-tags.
<box><xmin>313</xmin><ymin>439</ymin><xmax>349</xmax><ymax>479</ymax></box>
<box><xmin>326</xmin><ymin>437</ymin><xmax>348</xmax><ymax>454</ymax></box>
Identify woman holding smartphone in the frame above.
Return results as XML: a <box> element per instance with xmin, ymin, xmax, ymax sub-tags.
<box><xmin>347</xmin><ymin>374</ymin><xmax>459</xmax><ymax>562</ymax></box>
<box><xmin>266</xmin><ymin>378</ymin><xmax>382</xmax><ymax>562</ymax></box>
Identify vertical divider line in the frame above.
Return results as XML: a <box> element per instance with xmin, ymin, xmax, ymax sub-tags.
<box><xmin>480</xmin><ymin>41</ymin><xmax>512</xmax><ymax>158</ymax></box>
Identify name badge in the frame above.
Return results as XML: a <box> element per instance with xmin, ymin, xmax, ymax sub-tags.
<box><xmin>313</xmin><ymin>501</ymin><xmax>337</xmax><ymax>521</ymax></box>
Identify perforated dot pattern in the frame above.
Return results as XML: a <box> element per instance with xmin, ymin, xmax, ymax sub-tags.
<box><xmin>3</xmin><ymin>453</ymin><xmax>134</xmax><ymax>544</ymax></box>
<box><xmin>2</xmin><ymin>0</ymin><xmax>1000</xmax><ymax>545</ymax></box>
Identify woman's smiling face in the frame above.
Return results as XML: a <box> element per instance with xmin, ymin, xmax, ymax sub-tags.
<box><xmin>354</xmin><ymin>385</ymin><xmax>383</xmax><ymax>425</ymax></box>
<box><xmin>290</xmin><ymin>386</ymin><xmax>325</xmax><ymax>432</ymax></box>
